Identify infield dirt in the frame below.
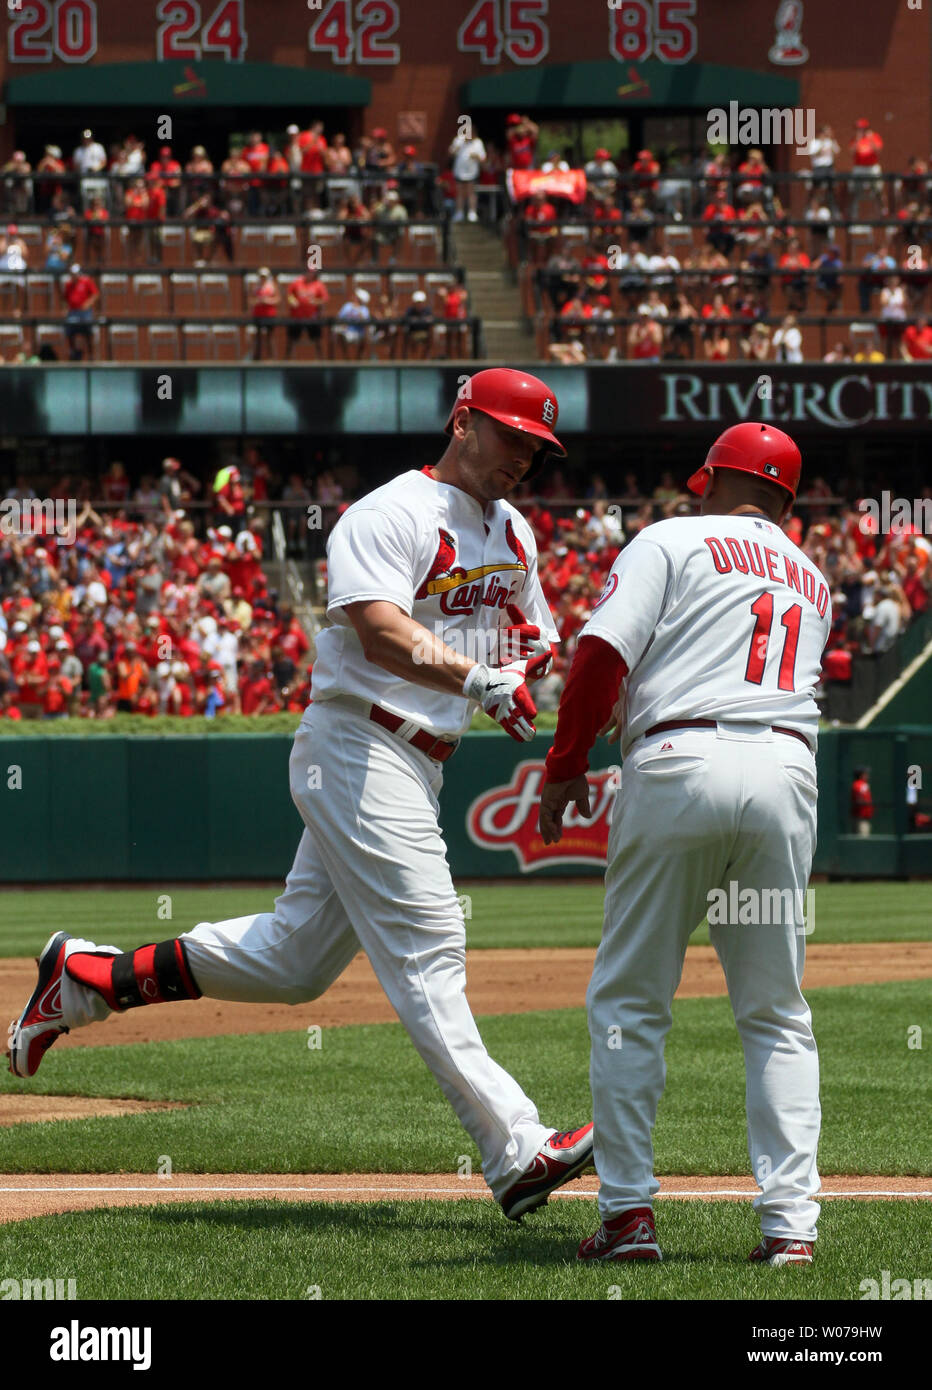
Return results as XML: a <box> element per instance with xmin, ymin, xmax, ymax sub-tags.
<box><xmin>3</xmin><ymin>941</ymin><xmax>930</xmax><ymax>1051</ymax></box>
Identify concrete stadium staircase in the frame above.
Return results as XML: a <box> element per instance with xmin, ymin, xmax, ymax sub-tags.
<box><xmin>451</xmin><ymin>221</ymin><xmax>536</xmax><ymax>362</ymax></box>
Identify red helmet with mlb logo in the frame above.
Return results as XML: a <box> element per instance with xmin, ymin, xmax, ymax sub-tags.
<box><xmin>444</xmin><ymin>368</ymin><xmax>566</xmax><ymax>480</ymax></box>
<box><xmin>687</xmin><ymin>422</ymin><xmax>801</xmax><ymax>500</ymax></box>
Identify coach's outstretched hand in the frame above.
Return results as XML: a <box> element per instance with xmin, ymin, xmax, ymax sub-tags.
<box><xmin>463</xmin><ymin>663</ymin><xmax>537</xmax><ymax>741</ymax></box>
<box><xmin>539</xmin><ymin>775</ymin><xmax>592</xmax><ymax>844</ymax></box>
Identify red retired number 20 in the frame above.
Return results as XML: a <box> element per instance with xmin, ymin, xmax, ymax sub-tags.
<box><xmin>744</xmin><ymin>593</ymin><xmax>802</xmax><ymax>692</ymax></box>
<box><xmin>8</xmin><ymin>0</ymin><xmax>98</xmax><ymax>63</ymax></box>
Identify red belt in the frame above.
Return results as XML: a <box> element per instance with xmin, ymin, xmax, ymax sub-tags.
<box><xmin>644</xmin><ymin>718</ymin><xmax>813</xmax><ymax>752</ymax></box>
<box><xmin>368</xmin><ymin>704</ymin><xmax>459</xmax><ymax>763</ymax></box>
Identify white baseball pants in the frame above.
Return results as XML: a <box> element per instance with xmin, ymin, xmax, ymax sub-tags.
<box><xmin>60</xmin><ymin>698</ymin><xmax>552</xmax><ymax>1199</ymax></box>
<box><xmin>588</xmin><ymin>723</ymin><xmax>822</xmax><ymax>1241</ymax></box>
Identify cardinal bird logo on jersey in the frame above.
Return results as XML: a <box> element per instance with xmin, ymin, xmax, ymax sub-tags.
<box><xmin>415</xmin><ymin>528</ymin><xmax>459</xmax><ymax>599</ymax></box>
<box><xmin>504</xmin><ymin>518</ymin><xmax>528</xmax><ymax>572</ymax></box>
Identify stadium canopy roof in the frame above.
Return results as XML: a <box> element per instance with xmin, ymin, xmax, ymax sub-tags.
<box><xmin>462</xmin><ymin>59</ymin><xmax>799</xmax><ymax>109</ymax></box>
<box><xmin>4</xmin><ymin>61</ymin><xmax>371</xmax><ymax>108</ymax></box>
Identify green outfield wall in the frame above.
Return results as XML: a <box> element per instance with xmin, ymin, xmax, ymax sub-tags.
<box><xmin>0</xmin><ymin>728</ymin><xmax>929</xmax><ymax>883</ymax></box>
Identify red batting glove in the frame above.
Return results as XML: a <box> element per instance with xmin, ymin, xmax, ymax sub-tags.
<box><xmin>497</xmin><ymin>603</ymin><xmax>555</xmax><ymax>680</ymax></box>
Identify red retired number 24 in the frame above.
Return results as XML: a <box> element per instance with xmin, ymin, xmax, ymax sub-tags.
<box><xmin>744</xmin><ymin>593</ymin><xmax>802</xmax><ymax>692</ymax></box>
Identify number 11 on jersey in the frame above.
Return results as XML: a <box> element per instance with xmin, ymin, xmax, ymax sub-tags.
<box><xmin>744</xmin><ymin>593</ymin><xmax>802</xmax><ymax>692</ymax></box>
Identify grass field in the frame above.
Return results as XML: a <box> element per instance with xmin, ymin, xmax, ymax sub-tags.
<box><xmin>0</xmin><ymin>984</ymin><xmax>928</xmax><ymax>1175</ymax></box>
<box><xmin>1</xmin><ymin>881</ymin><xmax>929</xmax><ymax>1302</ymax></box>
<box><xmin>0</xmin><ymin>1199</ymin><xmax>924</xmax><ymax>1301</ymax></box>
<box><xmin>2</xmin><ymin>881</ymin><xmax>931</xmax><ymax>955</ymax></box>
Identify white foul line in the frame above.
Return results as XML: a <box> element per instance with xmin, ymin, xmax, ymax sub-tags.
<box><xmin>0</xmin><ymin>1186</ymin><xmax>929</xmax><ymax>1199</ymax></box>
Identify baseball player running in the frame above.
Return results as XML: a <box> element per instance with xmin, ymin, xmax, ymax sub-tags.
<box><xmin>9</xmin><ymin>369</ymin><xmax>593</xmax><ymax>1220</ymax></box>
<box><xmin>539</xmin><ymin>423</ymin><xmax>829</xmax><ymax>1265</ymax></box>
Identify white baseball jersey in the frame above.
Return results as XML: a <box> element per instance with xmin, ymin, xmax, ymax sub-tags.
<box><xmin>582</xmin><ymin>513</ymin><xmax>831</xmax><ymax>756</ymax></box>
<box><xmin>312</xmin><ymin>469</ymin><xmax>558</xmax><ymax>738</ymax></box>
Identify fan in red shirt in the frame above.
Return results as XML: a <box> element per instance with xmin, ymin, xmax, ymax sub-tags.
<box><xmin>243</xmin><ymin>130</ymin><xmax>270</xmax><ymax>213</ymax></box>
<box><xmin>265</xmin><ymin>147</ymin><xmax>291</xmax><ymax>214</ymax></box>
<box><xmin>146</xmin><ymin>176</ymin><xmax>167</xmax><ymax>221</ymax></box>
<box><xmin>240</xmin><ymin>660</ymin><xmax>278</xmax><ymax>715</ymax></box>
<box><xmin>901</xmin><ymin>316</ymin><xmax>932</xmax><ymax>360</ymax></box>
<box><xmin>736</xmin><ymin>148</ymin><xmax>769</xmax><ymax>204</ymax></box>
<box><xmin>0</xmin><ymin>691</ymin><xmax>23</xmax><ymax>720</ymax></box>
<box><xmin>227</xmin><ymin>533</ymin><xmax>263</xmax><ymax>596</ymax></box>
<box><xmin>63</xmin><ymin>266</ymin><xmax>97</xmax><ymax>311</ymax></box>
<box><xmin>849</xmin><ymin>117</ymin><xmax>885</xmax><ymax>216</ymax></box>
<box><xmin>62</xmin><ymin>264</ymin><xmax>98</xmax><ymax>361</ymax></box>
<box><xmin>148</xmin><ymin>146</ymin><xmax>182</xmax><ymax>214</ymax></box>
<box><xmin>285</xmin><ymin>269</ymin><xmax>329</xmax><ymax>359</ymax></box>
<box><xmin>559</xmin><ymin>293</ymin><xmax>593</xmax><ymax>344</ymax></box>
<box><xmin>174</xmin><ymin>666</ymin><xmax>196</xmax><ymax>717</ymax></box>
<box><xmin>850</xmin><ymin>768</ymin><xmax>874</xmax><ymax>834</ymax></box>
<box><xmin>525</xmin><ymin>190</ymin><xmax>557</xmax><ymax>224</ymax></box>
<box><xmin>702</xmin><ymin>189</ymin><xmax>736</xmax><ymax>221</ymax></box>
<box><xmin>16</xmin><ymin>643</ymin><xmax>49</xmax><ymax>711</ymax></box>
<box><xmin>524</xmin><ymin>189</ymin><xmax>558</xmax><ymax>261</ymax></box>
<box><xmin>703</xmin><ymin>187</ymin><xmax>737</xmax><ymax>255</ymax></box>
<box><xmin>122</xmin><ymin>178</ymin><xmax>149</xmax><ymax>262</ymax></box>
<box><xmin>631</xmin><ymin>148</ymin><xmax>660</xmax><ymax>197</ymax></box>
<box><xmin>250</xmin><ymin>267</ymin><xmax>281</xmax><ymax>361</ymax></box>
<box><xmin>629</xmin><ymin>314</ymin><xmax>663</xmax><ymax>360</ymax></box>
<box><xmin>43</xmin><ymin>662</ymin><xmax>72</xmax><ymax>718</ymax></box>
<box><xmin>142</xmin><ymin>174</ymin><xmax>167</xmax><ymax>262</ymax></box>
<box><xmin>850</xmin><ymin>119</ymin><xmax>883</xmax><ymax>168</ymax></box>
<box><xmin>506</xmin><ymin>114</ymin><xmax>538</xmax><ymax>171</ymax></box>
<box><xmin>779</xmin><ymin>238</ymin><xmax>811</xmax><ymax>311</ymax></box>
<box><xmin>272</xmin><ymin>611</ymin><xmax>310</xmax><ymax>664</ymax></box>
<box><xmin>83</xmin><ymin>195</ymin><xmax>110</xmax><ymax>266</ymax></box>
<box><xmin>296</xmin><ymin>119</ymin><xmax>327</xmax><ymax>209</ymax></box>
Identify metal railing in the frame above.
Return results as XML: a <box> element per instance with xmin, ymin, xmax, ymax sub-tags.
<box><xmin>270</xmin><ymin>506</ymin><xmax>319</xmax><ymax>655</ymax></box>
<box><xmin>3</xmin><ymin>215</ymin><xmax>452</xmax><ymax>266</ymax></box>
<box><xmin>3</xmin><ymin>313</ymin><xmax>483</xmax><ymax>362</ymax></box>
<box><xmin>1</xmin><ymin>166</ymin><xmax>442</xmax><ymax>212</ymax></box>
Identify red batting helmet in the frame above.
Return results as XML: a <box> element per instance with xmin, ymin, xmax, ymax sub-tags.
<box><xmin>687</xmin><ymin>422</ymin><xmax>801</xmax><ymax>501</ymax></box>
<box><xmin>444</xmin><ymin>368</ymin><xmax>566</xmax><ymax>481</ymax></box>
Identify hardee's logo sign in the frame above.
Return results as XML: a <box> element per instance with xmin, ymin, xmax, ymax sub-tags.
<box><xmin>467</xmin><ymin>761</ymin><xmax>618</xmax><ymax>871</ymax></box>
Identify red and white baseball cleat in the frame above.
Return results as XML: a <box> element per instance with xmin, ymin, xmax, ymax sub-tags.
<box><xmin>749</xmin><ymin>1237</ymin><xmax>813</xmax><ymax>1266</ymax></box>
<box><xmin>577</xmin><ymin>1206</ymin><xmax>662</xmax><ymax>1262</ymax></box>
<box><xmin>500</xmin><ymin>1124</ymin><xmax>594</xmax><ymax>1221</ymax></box>
<box><xmin>7</xmin><ymin>932</ymin><xmax>72</xmax><ymax>1078</ymax></box>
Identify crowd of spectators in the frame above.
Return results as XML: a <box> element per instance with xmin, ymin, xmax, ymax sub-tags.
<box><xmin>3</xmin><ymin>453</ymin><xmax>930</xmax><ymax>719</ymax></box>
<box><xmin>0</xmin><ymin>455</ymin><xmax>318</xmax><ymax>720</ymax></box>
<box><xmin>504</xmin><ymin>116</ymin><xmax>932</xmax><ymax>363</ymax></box>
<box><xmin>0</xmin><ymin>121</ymin><xmax>469</xmax><ymax>363</ymax></box>
<box><xmin>1</xmin><ymin>123</ymin><xmax>439</xmax><ymax>224</ymax></box>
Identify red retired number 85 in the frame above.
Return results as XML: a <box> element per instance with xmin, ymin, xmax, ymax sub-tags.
<box><xmin>744</xmin><ymin>593</ymin><xmax>802</xmax><ymax>692</ymax></box>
